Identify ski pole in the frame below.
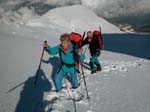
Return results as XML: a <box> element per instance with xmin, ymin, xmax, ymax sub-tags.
<box><xmin>83</xmin><ymin>44</ymin><xmax>88</xmax><ymax>54</ymax></box>
<box><xmin>65</xmin><ymin>78</ymin><xmax>77</xmax><ymax>112</ymax></box>
<box><xmin>99</xmin><ymin>26</ymin><xmax>101</xmax><ymax>32</ymax></box>
<box><xmin>80</xmin><ymin>61</ymin><xmax>90</xmax><ymax>100</ymax></box>
<box><xmin>99</xmin><ymin>25</ymin><xmax>104</xmax><ymax>49</ymax></box>
<box><xmin>81</xmin><ymin>31</ymin><xmax>88</xmax><ymax>55</ymax></box>
<box><xmin>34</xmin><ymin>41</ymin><xmax>47</xmax><ymax>88</ymax></box>
<box><xmin>82</xmin><ymin>31</ymin><xmax>86</xmax><ymax>41</ymax></box>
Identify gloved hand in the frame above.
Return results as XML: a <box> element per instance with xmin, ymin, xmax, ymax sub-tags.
<box><xmin>96</xmin><ymin>51</ymin><xmax>100</xmax><ymax>56</ymax></box>
<box><xmin>43</xmin><ymin>41</ymin><xmax>48</xmax><ymax>49</ymax></box>
<box><xmin>97</xmin><ymin>49</ymin><xmax>100</xmax><ymax>52</ymax></box>
<box><xmin>78</xmin><ymin>48</ymin><xmax>82</xmax><ymax>56</ymax></box>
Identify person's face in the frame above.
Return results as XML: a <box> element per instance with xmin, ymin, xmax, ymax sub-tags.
<box><xmin>61</xmin><ymin>40</ymin><xmax>70</xmax><ymax>50</ymax></box>
<box><xmin>87</xmin><ymin>32</ymin><xmax>93</xmax><ymax>42</ymax></box>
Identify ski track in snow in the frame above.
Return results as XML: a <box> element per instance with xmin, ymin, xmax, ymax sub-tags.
<box><xmin>83</xmin><ymin>58</ymin><xmax>147</xmax><ymax>75</ymax></box>
<box><xmin>41</xmin><ymin>58</ymin><xmax>149</xmax><ymax>112</ymax></box>
<box><xmin>102</xmin><ymin>59</ymin><xmax>145</xmax><ymax>73</ymax></box>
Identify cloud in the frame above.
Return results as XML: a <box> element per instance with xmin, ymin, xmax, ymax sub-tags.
<box><xmin>46</xmin><ymin>0</ymin><xmax>150</xmax><ymax>18</ymax></box>
<box><xmin>45</xmin><ymin>0</ymin><xmax>81</xmax><ymax>6</ymax></box>
<box><xmin>1</xmin><ymin>0</ymin><xmax>150</xmax><ymax>19</ymax></box>
<box><xmin>80</xmin><ymin>0</ymin><xmax>150</xmax><ymax>18</ymax></box>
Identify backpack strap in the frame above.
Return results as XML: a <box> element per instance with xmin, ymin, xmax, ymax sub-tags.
<box><xmin>58</xmin><ymin>47</ymin><xmax>75</xmax><ymax>68</ymax></box>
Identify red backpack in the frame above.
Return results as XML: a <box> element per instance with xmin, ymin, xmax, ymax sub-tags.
<box><xmin>70</xmin><ymin>32</ymin><xmax>83</xmax><ymax>48</ymax></box>
<box><xmin>93</xmin><ymin>31</ymin><xmax>103</xmax><ymax>50</ymax></box>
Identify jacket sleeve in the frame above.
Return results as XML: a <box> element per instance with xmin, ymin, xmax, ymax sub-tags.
<box><xmin>46</xmin><ymin>45</ymin><xmax>60</xmax><ymax>55</ymax></box>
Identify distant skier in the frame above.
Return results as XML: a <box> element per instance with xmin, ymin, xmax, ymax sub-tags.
<box><xmin>43</xmin><ymin>33</ymin><xmax>85</xmax><ymax>92</ymax></box>
<box><xmin>82</xmin><ymin>31</ymin><xmax>103</xmax><ymax>74</ymax></box>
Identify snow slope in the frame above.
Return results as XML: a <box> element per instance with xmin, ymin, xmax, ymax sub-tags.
<box><xmin>0</xmin><ymin>5</ymin><xmax>150</xmax><ymax>112</ymax></box>
<box><xmin>27</xmin><ymin>5</ymin><xmax>123</xmax><ymax>34</ymax></box>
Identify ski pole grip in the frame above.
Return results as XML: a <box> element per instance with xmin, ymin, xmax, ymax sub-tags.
<box><xmin>43</xmin><ymin>40</ymin><xmax>48</xmax><ymax>49</ymax></box>
<box><xmin>44</xmin><ymin>40</ymin><xmax>47</xmax><ymax>44</ymax></box>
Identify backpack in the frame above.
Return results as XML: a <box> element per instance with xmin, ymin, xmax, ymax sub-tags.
<box><xmin>70</xmin><ymin>32</ymin><xmax>83</xmax><ymax>64</ymax></box>
<box><xmin>70</xmin><ymin>32</ymin><xmax>83</xmax><ymax>49</ymax></box>
<box><xmin>93</xmin><ymin>31</ymin><xmax>103</xmax><ymax>50</ymax></box>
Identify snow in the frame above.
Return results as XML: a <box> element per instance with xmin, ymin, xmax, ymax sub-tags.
<box><xmin>27</xmin><ymin>5</ymin><xmax>123</xmax><ymax>34</ymax></box>
<box><xmin>0</xmin><ymin>5</ymin><xmax>150</xmax><ymax>112</ymax></box>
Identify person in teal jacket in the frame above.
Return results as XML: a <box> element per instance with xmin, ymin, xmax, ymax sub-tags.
<box><xmin>43</xmin><ymin>33</ymin><xmax>85</xmax><ymax>92</ymax></box>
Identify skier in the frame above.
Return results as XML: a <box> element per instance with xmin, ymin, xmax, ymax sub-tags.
<box><xmin>43</xmin><ymin>33</ymin><xmax>85</xmax><ymax>92</ymax></box>
<box><xmin>82</xmin><ymin>31</ymin><xmax>103</xmax><ymax>74</ymax></box>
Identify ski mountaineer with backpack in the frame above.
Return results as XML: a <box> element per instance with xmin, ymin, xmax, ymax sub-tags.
<box><xmin>43</xmin><ymin>33</ymin><xmax>85</xmax><ymax>92</ymax></box>
<box><xmin>70</xmin><ymin>32</ymin><xmax>84</xmax><ymax>74</ymax></box>
<box><xmin>82</xmin><ymin>31</ymin><xmax>103</xmax><ymax>74</ymax></box>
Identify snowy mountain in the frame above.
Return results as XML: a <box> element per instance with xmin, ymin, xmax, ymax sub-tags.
<box><xmin>0</xmin><ymin>0</ymin><xmax>150</xmax><ymax>34</ymax></box>
<box><xmin>0</xmin><ymin>5</ymin><xmax>150</xmax><ymax>112</ymax></box>
<box><xmin>27</xmin><ymin>5</ymin><xmax>123</xmax><ymax>34</ymax></box>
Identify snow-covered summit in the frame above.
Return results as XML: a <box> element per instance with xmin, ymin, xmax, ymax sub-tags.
<box><xmin>27</xmin><ymin>5</ymin><xmax>123</xmax><ymax>34</ymax></box>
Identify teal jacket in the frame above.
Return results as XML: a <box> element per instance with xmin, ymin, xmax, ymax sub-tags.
<box><xmin>46</xmin><ymin>43</ymin><xmax>85</xmax><ymax>72</ymax></box>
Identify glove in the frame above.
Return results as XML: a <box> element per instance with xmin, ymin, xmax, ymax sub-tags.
<box><xmin>43</xmin><ymin>41</ymin><xmax>48</xmax><ymax>49</ymax></box>
<box><xmin>96</xmin><ymin>51</ymin><xmax>100</xmax><ymax>56</ymax></box>
<box><xmin>78</xmin><ymin>48</ymin><xmax>82</xmax><ymax>56</ymax></box>
<box><xmin>97</xmin><ymin>49</ymin><xmax>100</xmax><ymax>52</ymax></box>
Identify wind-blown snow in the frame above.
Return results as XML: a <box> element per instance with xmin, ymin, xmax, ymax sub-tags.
<box><xmin>0</xmin><ymin>5</ymin><xmax>150</xmax><ymax>112</ymax></box>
